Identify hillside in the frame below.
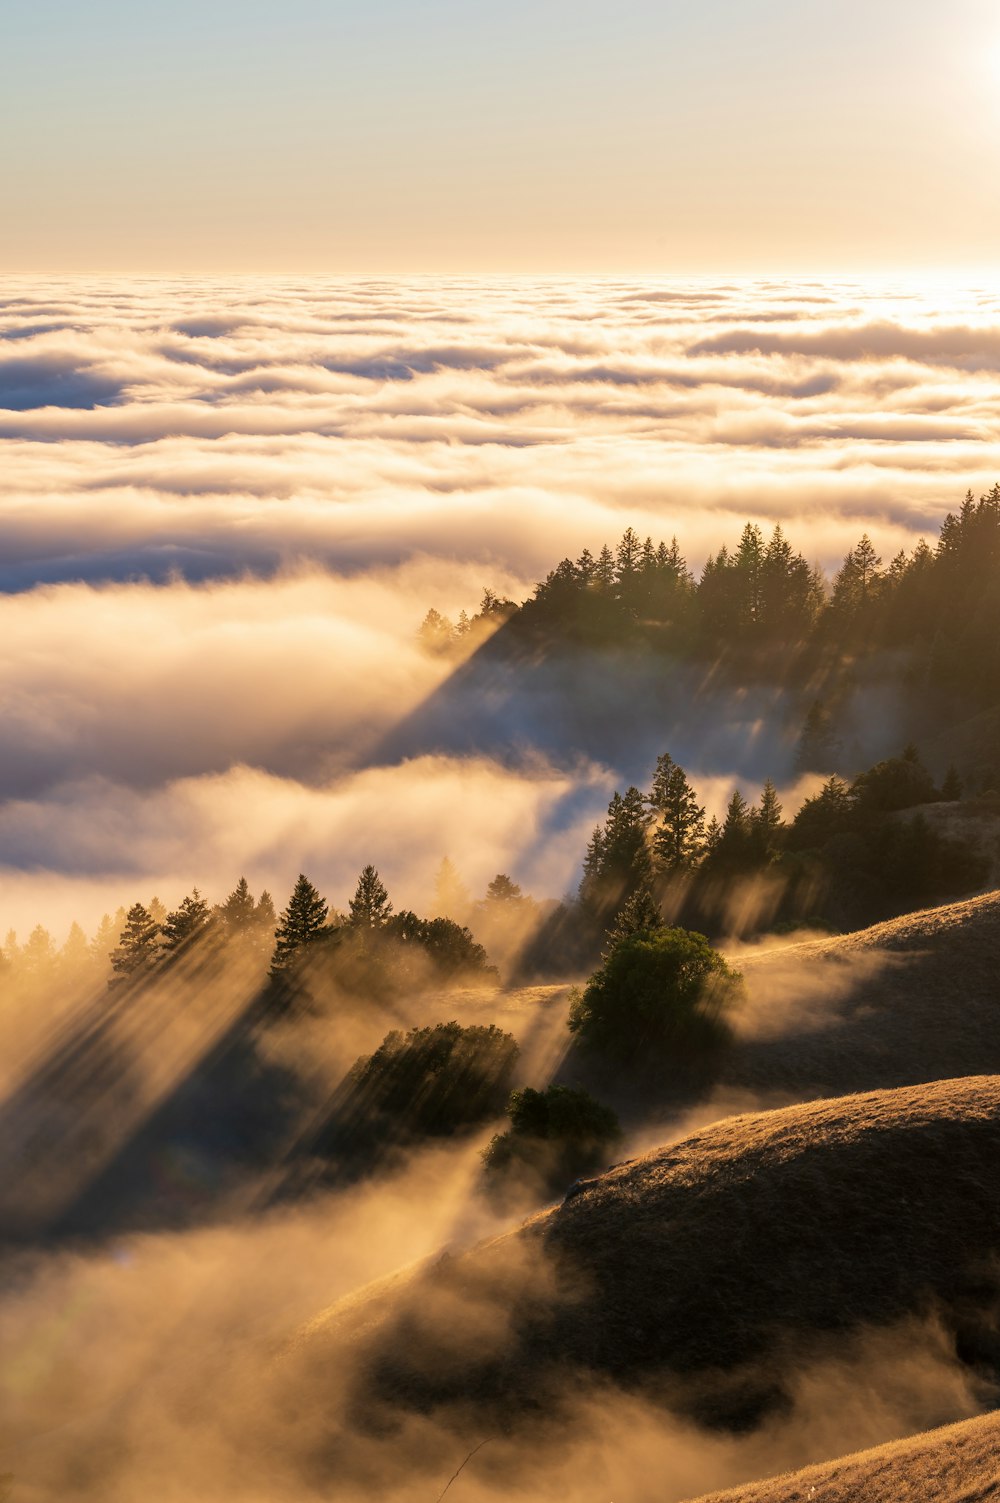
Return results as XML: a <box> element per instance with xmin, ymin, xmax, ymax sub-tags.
<box><xmin>690</xmin><ymin>1408</ymin><xmax>1000</xmax><ymax>1503</ymax></box>
<box><xmin>718</xmin><ymin>887</ymin><xmax>1000</xmax><ymax>1104</ymax></box>
<box><xmin>303</xmin><ymin>1075</ymin><xmax>1000</xmax><ymax>1435</ymax></box>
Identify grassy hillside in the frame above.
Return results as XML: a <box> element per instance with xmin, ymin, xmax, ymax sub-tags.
<box><xmin>690</xmin><ymin>1408</ymin><xmax>1000</xmax><ymax>1503</ymax></box>
<box><xmin>720</xmin><ymin>888</ymin><xmax>1000</xmax><ymax>1104</ymax></box>
<box><xmin>305</xmin><ymin>1074</ymin><xmax>1000</xmax><ymax>1431</ymax></box>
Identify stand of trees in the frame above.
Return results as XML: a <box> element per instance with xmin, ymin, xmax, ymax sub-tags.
<box><xmin>524</xmin><ymin>743</ymin><xmax>990</xmax><ymax>974</ymax></box>
<box><xmin>419</xmin><ymin>485</ymin><xmax>1000</xmax><ymax>735</ymax></box>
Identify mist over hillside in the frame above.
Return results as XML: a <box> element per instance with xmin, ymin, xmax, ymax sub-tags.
<box><xmin>3</xmin><ymin>275</ymin><xmax>1000</xmax><ymax>1503</ymax></box>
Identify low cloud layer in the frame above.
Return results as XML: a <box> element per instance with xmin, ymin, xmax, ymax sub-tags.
<box><xmin>2</xmin><ymin>275</ymin><xmax>999</xmax><ymax>930</ymax></box>
<box><xmin>3</xmin><ymin>277</ymin><xmax>1000</xmax><ymax>590</ymax></box>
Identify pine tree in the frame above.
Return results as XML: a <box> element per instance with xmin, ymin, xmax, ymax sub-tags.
<box><xmin>221</xmin><ymin>876</ymin><xmax>256</xmax><ymax>932</ymax></box>
<box><xmin>648</xmin><ymin>752</ymin><xmax>706</xmax><ymax>869</ymax></box>
<box><xmin>734</xmin><ymin>522</ymin><xmax>765</xmax><ymax>628</ymax></box>
<box><xmin>594</xmin><ymin>545</ymin><xmax>615</xmax><ymax>591</ymax></box>
<box><xmin>90</xmin><ymin>913</ymin><xmax>117</xmax><ymax>966</ymax></box>
<box><xmin>59</xmin><ymin>921</ymin><xmax>91</xmax><ymax>975</ymax></box>
<box><xmin>254</xmin><ymin>890</ymin><xmax>276</xmax><ymax>934</ymax></box>
<box><xmin>614</xmin><ymin>528</ymin><xmax>642</xmax><ymax>597</ymax></box>
<box><xmin>579</xmin><ymin>788</ymin><xmax>652</xmax><ymax>917</ymax></box>
<box><xmin>795</xmin><ymin>700</ymin><xmax>840</xmax><ymax>774</ymax></box>
<box><xmin>148</xmin><ymin>896</ymin><xmax>167</xmax><ymax>928</ymax></box>
<box><xmin>755</xmin><ymin>779</ymin><xmax>784</xmax><ymax>846</ymax></box>
<box><xmin>604</xmin><ymin>884</ymin><xmax>664</xmax><ymax>954</ymax></box>
<box><xmin>348</xmin><ymin>865</ymin><xmax>393</xmax><ymax>929</ymax></box>
<box><xmin>270</xmin><ymin>875</ymin><xmax>329</xmax><ymax>973</ymax></box>
<box><xmin>484</xmin><ymin>873</ymin><xmax>523</xmax><ymax>902</ymax></box>
<box><xmin>433</xmin><ymin>857</ymin><xmax>470</xmax><ymax>918</ymax></box>
<box><xmin>110</xmin><ymin>903</ymin><xmax>162</xmax><ymax>980</ymax></box>
<box><xmin>162</xmin><ymin>889</ymin><xmax>211</xmax><ymax>954</ymax></box>
<box><xmin>21</xmin><ymin>925</ymin><xmax>56</xmax><ymax>980</ymax></box>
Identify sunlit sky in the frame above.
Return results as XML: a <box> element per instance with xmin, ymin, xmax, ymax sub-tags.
<box><xmin>4</xmin><ymin>0</ymin><xmax>1000</xmax><ymax>273</ymax></box>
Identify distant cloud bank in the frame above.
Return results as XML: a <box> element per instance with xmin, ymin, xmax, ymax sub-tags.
<box><xmin>2</xmin><ymin>276</ymin><xmax>998</xmax><ymax>929</ymax></box>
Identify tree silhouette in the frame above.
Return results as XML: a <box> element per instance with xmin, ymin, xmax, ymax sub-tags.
<box><xmin>484</xmin><ymin>873</ymin><xmax>523</xmax><ymax>902</ymax></box>
<box><xmin>348</xmin><ymin>865</ymin><xmax>393</xmax><ymax>929</ymax></box>
<box><xmin>433</xmin><ymin>857</ymin><xmax>470</xmax><ymax>918</ymax></box>
<box><xmin>270</xmin><ymin>874</ymin><xmax>329</xmax><ymax>974</ymax></box>
<box><xmin>221</xmin><ymin>876</ymin><xmax>256</xmax><ymax>932</ymax></box>
<box><xmin>110</xmin><ymin>903</ymin><xmax>162</xmax><ymax>980</ymax></box>
<box><xmin>162</xmin><ymin>889</ymin><xmax>211</xmax><ymax>954</ymax></box>
<box><xmin>649</xmin><ymin>753</ymin><xmax>705</xmax><ymax>870</ymax></box>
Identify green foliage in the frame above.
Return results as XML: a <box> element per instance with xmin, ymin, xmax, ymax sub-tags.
<box><xmin>851</xmin><ymin>746</ymin><xmax>936</xmax><ymax>815</ymax></box>
<box><xmin>385</xmin><ymin>911</ymin><xmax>497</xmax><ymax>981</ymax></box>
<box><xmin>482</xmin><ymin>1084</ymin><xmax>621</xmax><ymax>1192</ymax></box>
<box><xmin>161</xmin><ymin>889</ymin><xmax>212</xmax><ymax>955</ymax></box>
<box><xmin>579</xmin><ymin>786</ymin><xmax>653</xmax><ymax>921</ymax></box>
<box><xmin>270</xmin><ymin>874</ymin><xmax>329</xmax><ymax>975</ymax></box>
<box><xmin>110</xmin><ymin>902</ymin><xmax>162</xmax><ymax>980</ymax></box>
<box><xmin>348</xmin><ymin>1021</ymin><xmax>519</xmax><ymax>1138</ymax></box>
<box><xmin>649</xmin><ymin>752</ymin><xmax>705</xmax><ymax>869</ymax></box>
<box><xmin>569</xmin><ymin>927</ymin><xmax>741</xmax><ymax>1065</ymax></box>
<box><xmin>604</xmin><ymin>884</ymin><xmax>664</xmax><ymax>952</ymax></box>
<box><xmin>348</xmin><ymin>865</ymin><xmax>393</xmax><ymax>930</ymax></box>
<box><xmin>484</xmin><ymin>872</ymin><xmax>523</xmax><ymax>902</ymax></box>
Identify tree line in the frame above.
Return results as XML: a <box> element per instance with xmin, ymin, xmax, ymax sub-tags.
<box><xmin>563</xmin><ymin>744</ymin><xmax>987</xmax><ymax>951</ymax></box>
<box><xmin>419</xmin><ymin>484</ymin><xmax>1000</xmax><ymax>713</ymax></box>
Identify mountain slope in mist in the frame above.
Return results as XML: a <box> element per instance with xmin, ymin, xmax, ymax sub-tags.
<box><xmin>304</xmin><ymin>1074</ymin><xmax>1000</xmax><ymax>1432</ymax></box>
<box><xmin>690</xmin><ymin>1407</ymin><xmax>1000</xmax><ymax>1503</ymax></box>
<box><xmin>721</xmin><ymin>888</ymin><xmax>1000</xmax><ymax>1105</ymax></box>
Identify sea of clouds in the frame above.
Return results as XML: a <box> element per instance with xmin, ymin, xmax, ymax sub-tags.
<box><xmin>3</xmin><ymin>275</ymin><xmax>1000</xmax><ymax>936</ymax></box>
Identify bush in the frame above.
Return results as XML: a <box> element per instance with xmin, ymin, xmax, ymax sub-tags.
<box><xmin>568</xmin><ymin>927</ymin><xmax>741</xmax><ymax>1066</ymax></box>
<box><xmin>482</xmin><ymin>1084</ymin><xmax>621</xmax><ymax>1195</ymax></box>
<box><xmin>348</xmin><ymin>1021</ymin><xmax>519</xmax><ymax>1137</ymax></box>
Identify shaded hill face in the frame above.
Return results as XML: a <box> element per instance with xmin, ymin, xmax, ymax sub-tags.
<box><xmin>690</xmin><ymin>1407</ymin><xmax>1000</xmax><ymax>1503</ymax></box>
<box><xmin>722</xmin><ymin>890</ymin><xmax>1000</xmax><ymax>1105</ymax></box>
<box><xmin>312</xmin><ymin>1075</ymin><xmax>1000</xmax><ymax>1432</ymax></box>
<box><xmin>375</xmin><ymin>626</ymin><xmax>805</xmax><ymax>785</ymax></box>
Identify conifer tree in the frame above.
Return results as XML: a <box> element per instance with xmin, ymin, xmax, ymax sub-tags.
<box><xmin>795</xmin><ymin>700</ymin><xmax>840</xmax><ymax>774</ymax></box>
<box><xmin>484</xmin><ymin>873</ymin><xmax>523</xmax><ymax>902</ymax></box>
<box><xmin>579</xmin><ymin>788</ymin><xmax>652</xmax><ymax>917</ymax></box>
<box><xmin>433</xmin><ymin>857</ymin><xmax>470</xmax><ymax>919</ymax></box>
<box><xmin>162</xmin><ymin>889</ymin><xmax>211</xmax><ymax>954</ymax></box>
<box><xmin>59</xmin><ymin>921</ymin><xmax>90</xmax><ymax>974</ymax></box>
<box><xmin>110</xmin><ymin>903</ymin><xmax>162</xmax><ymax>980</ymax></box>
<box><xmin>21</xmin><ymin>925</ymin><xmax>56</xmax><ymax>979</ymax></box>
<box><xmin>604</xmin><ymin>884</ymin><xmax>663</xmax><ymax>954</ymax></box>
<box><xmin>90</xmin><ymin>913</ymin><xmax>117</xmax><ymax>966</ymax></box>
<box><xmin>270</xmin><ymin>875</ymin><xmax>329</xmax><ymax>974</ymax></box>
<box><xmin>348</xmin><ymin>865</ymin><xmax>393</xmax><ymax>929</ymax></box>
<box><xmin>755</xmin><ymin>779</ymin><xmax>784</xmax><ymax>845</ymax></box>
<box><xmin>254</xmin><ymin>890</ymin><xmax>276</xmax><ymax>933</ymax></box>
<box><xmin>594</xmin><ymin>545</ymin><xmax>615</xmax><ymax>591</ymax></box>
<box><xmin>221</xmin><ymin>876</ymin><xmax>256</xmax><ymax>932</ymax></box>
<box><xmin>648</xmin><ymin>752</ymin><xmax>706</xmax><ymax>869</ymax></box>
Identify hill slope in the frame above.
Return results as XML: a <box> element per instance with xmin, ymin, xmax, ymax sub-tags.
<box><xmin>720</xmin><ymin>888</ymin><xmax>1000</xmax><ymax>1104</ymax></box>
<box><xmin>690</xmin><ymin>1408</ymin><xmax>1000</xmax><ymax>1503</ymax></box>
<box><xmin>307</xmin><ymin>1074</ymin><xmax>1000</xmax><ymax>1431</ymax></box>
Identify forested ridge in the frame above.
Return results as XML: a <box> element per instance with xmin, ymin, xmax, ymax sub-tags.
<box><xmin>422</xmin><ymin>484</ymin><xmax>1000</xmax><ymax>720</ymax></box>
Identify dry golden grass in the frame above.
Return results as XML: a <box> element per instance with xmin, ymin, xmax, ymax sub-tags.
<box><xmin>689</xmin><ymin>1407</ymin><xmax>1000</xmax><ymax>1503</ymax></box>
<box><xmin>723</xmin><ymin>888</ymin><xmax>1000</xmax><ymax>1103</ymax></box>
<box><xmin>303</xmin><ymin>1074</ymin><xmax>1000</xmax><ymax>1432</ymax></box>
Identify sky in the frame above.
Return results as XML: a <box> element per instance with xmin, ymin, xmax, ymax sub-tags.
<box><xmin>3</xmin><ymin>0</ymin><xmax>1000</xmax><ymax>273</ymax></box>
